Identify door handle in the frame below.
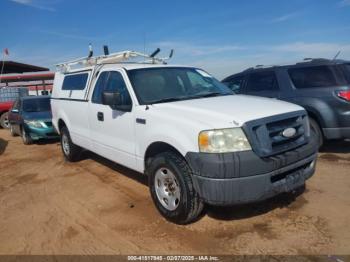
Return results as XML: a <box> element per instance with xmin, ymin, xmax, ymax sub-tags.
<box><xmin>97</xmin><ymin>112</ymin><xmax>104</xmax><ymax>121</ymax></box>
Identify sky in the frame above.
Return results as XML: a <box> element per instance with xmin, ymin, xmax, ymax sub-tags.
<box><xmin>1</xmin><ymin>0</ymin><xmax>350</xmax><ymax>79</ymax></box>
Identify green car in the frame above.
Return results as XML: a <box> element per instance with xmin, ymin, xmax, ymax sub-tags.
<box><xmin>8</xmin><ymin>96</ymin><xmax>59</xmax><ymax>145</ymax></box>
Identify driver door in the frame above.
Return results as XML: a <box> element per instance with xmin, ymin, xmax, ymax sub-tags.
<box><xmin>88</xmin><ymin>70</ymin><xmax>136</xmax><ymax>169</ymax></box>
<box><xmin>8</xmin><ymin>99</ymin><xmax>21</xmax><ymax>134</ymax></box>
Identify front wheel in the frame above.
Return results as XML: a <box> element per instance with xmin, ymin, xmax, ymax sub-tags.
<box><xmin>60</xmin><ymin>126</ymin><xmax>81</xmax><ymax>162</ymax></box>
<box><xmin>10</xmin><ymin>124</ymin><xmax>17</xmax><ymax>137</ymax></box>
<box><xmin>0</xmin><ymin>112</ymin><xmax>10</xmax><ymax>129</ymax></box>
<box><xmin>148</xmin><ymin>151</ymin><xmax>204</xmax><ymax>224</ymax></box>
<box><xmin>21</xmin><ymin>128</ymin><xmax>33</xmax><ymax>145</ymax></box>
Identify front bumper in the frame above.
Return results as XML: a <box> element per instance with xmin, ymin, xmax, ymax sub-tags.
<box><xmin>323</xmin><ymin>127</ymin><xmax>350</xmax><ymax>140</ymax></box>
<box><xmin>25</xmin><ymin>125</ymin><xmax>59</xmax><ymax>140</ymax></box>
<box><xmin>185</xmin><ymin>141</ymin><xmax>318</xmax><ymax>206</ymax></box>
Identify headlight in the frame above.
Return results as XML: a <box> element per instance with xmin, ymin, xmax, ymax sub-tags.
<box><xmin>198</xmin><ymin>128</ymin><xmax>251</xmax><ymax>153</ymax></box>
<box><xmin>24</xmin><ymin>120</ymin><xmax>44</xmax><ymax>128</ymax></box>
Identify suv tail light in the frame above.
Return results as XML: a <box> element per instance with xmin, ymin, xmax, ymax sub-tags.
<box><xmin>336</xmin><ymin>90</ymin><xmax>350</xmax><ymax>102</ymax></box>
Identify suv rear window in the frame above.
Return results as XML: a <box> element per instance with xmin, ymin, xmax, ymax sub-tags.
<box><xmin>288</xmin><ymin>66</ymin><xmax>337</xmax><ymax>88</ymax></box>
<box><xmin>62</xmin><ymin>73</ymin><xmax>89</xmax><ymax>90</ymax></box>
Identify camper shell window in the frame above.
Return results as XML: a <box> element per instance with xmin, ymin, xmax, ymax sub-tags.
<box><xmin>62</xmin><ymin>73</ymin><xmax>89</xmax><ymax>90</ymax></box>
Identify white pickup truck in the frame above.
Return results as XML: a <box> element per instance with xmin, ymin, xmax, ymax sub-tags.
<box><xmin>51</xmin><ymin>51</ymin><xmax>318</xmax><ymax>224</ymax></box>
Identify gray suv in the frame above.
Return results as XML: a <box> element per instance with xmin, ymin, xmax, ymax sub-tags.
<box><xmin>222</xmin><ymin>58</ymin><xmax>350</xmax><ymax>146</ymax></box>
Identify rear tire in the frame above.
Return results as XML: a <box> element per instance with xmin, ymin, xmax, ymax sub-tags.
<box><xmin>148</xmin><ymin>151</ymin><xmax>204</xmax><ymax>224</ymax></box>
<box><xmin>309</xmin><ymin>118</ymin><xmax>323</xmax><ymax>148</ymax></box>
<box><xmin>60</xmin><ymin>126</ymin><xmax>81</xmax><ymax>162</ymax></box>
<box><xmin>21</xmin><ymin>128</ymin><xmax>33</xmax><ymax>145</ymax></box>
<box><xmin>0</xmin><ymin>112</ymin><xmax>10</xmax><ymax>129</ymax></box>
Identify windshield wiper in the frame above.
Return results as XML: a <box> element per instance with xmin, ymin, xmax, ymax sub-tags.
<box><xmin>147</xmin><ymin>97</ymin><xmax>185</xmax><ymax>105</ymax></box>
<box><xmin>190</xmin><ymin>92</ymin><xmax>230</xmax><ymax>99</ymax></box>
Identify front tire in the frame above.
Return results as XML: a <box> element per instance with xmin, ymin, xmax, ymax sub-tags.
<box><xmin>21</xmin><ymin>128</ymin><xmax>33</xmax><ymax>145</ymax></box>
<box><xmin>10</xmin><ymin>124</ymin><xmax>17</xmax><ymax>137</ymax></box>
<box><xmin>0</xmin><ymin>112</ymin><xmax>10</xmax><ymax>129</ymax></box>
<box><xmin>148</xmin><ymin>151</ymin><xmax>204</xmax><ymax>224</ymax></box>
<box><xmin>60</xmin><ymin>126</ymin><xmax>81</xmax><ymax>162</ymax></box>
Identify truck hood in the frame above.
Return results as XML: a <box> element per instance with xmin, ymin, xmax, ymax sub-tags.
<box><xmin>151</xmin><ymin>95</ymin><xmax>304</xmax><ymax>128</ymax></box>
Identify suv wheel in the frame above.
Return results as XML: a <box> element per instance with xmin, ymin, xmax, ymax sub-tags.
<box><xmin>21</xmin><ymin>128</ymin><xmax>33</xmax><ymax>145</ymax></box>
<box><xmin>309</xmin><ymin>118</ymin><xmax>323</xmax><ymax>148</ymax></box>
<box><xmin>148</xmin><ymin>151</ymin><xmax>204</xmax><ymax>224</ymax></box>
<box><xmin>0</xmin><ymin>112</ymin><xmax>10</xmax><ymax>129</ymax></box>
<box><xmin>60</xmin><ymin>126</ymin><xmax>81</xmax><ymax>162</ymax></box>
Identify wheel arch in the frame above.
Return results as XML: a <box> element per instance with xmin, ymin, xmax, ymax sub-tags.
<box><xmin>305</xmin><ymin>109</ymin><xmax>324</xmax><ymax>135</ymax></box>
<box><xmin>144</xmin><ymin>141</ymin><xmax>185</xmax><ymax>172</ymax></box>
<box><xmin>57</xmin><ymin>118</ymin><xmax>67</xmax><ymax>133</ymax></box>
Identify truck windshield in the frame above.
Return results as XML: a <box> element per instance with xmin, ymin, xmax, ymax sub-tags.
<box><xmin>23</xmin><ymin>98</ymin><xmax>51</xmax><ymax>112</ymax></box>
<box><xmin>128</xmin><ymin>67</ymin><xmax>233</xmax><ymax>105</ymax></box>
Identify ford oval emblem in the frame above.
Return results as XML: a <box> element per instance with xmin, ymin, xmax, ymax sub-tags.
<box><xmin>282</xmin><ymin>127</ymin><xmax>296</xmax><ymax>138</ymax></box>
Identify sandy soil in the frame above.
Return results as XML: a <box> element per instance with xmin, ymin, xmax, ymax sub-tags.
<box><xmin>0</xmin><ymin>129</ymin><xmax>349</xmax><ymax>255</ymax></box>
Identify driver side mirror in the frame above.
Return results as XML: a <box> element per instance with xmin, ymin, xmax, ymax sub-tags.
<box><xmin>102</xmin><ymin>91</ymin><xmax>132</xmax><ymax>112</ymax></box>
<box><xmin>11</xmin><ymin>109</ymin><xmax>19</xmax><ymax>113</ymax></box>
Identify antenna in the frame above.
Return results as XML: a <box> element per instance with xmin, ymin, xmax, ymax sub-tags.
<box><xmin>333</xmin><ymin>51</ymin><xmax>341</xmax><ymax>61</ymax></box>
<box><xmin>103</xmin><ymin>45</ymin><xmax>109</xmax><ymax>56</ymax></box>
<box><xmin>143</xmin><ymin>32</ymin><xmax>146</xmax><ymax>63</ymax></box>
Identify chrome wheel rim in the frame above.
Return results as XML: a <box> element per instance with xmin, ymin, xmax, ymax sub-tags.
<box><xmin>3</xmin><ymin>116</ymin><xmax>9</xmax><ymax>128</ymax></box>
<box><xmin>154</xmin><ymin>168</ymin><xmax>181</xmax><ymax>211</ymax></box>
<box><xmin>62</xmin><ymin>134</ymin><xmax>70</xmax><ymax>156</ymax></box>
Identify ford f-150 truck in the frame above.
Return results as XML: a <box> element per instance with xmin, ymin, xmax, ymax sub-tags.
<box><xmin>51</xmin><ymin>50</ymin><xmax>318</xmax><ymax>224</ymax></box>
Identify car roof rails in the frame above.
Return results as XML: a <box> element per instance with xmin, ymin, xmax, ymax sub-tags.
<box><xmin>296</xmin><ymin>58</ymin><xmax>332</xmax><ymax>65</ymax></box>
<box><xmin>56</xmin><ymin>44</ymin><xmax>174</xmax><ymax>73</ymax></box>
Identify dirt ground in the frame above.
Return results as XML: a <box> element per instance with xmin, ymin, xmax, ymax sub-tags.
<box><xmin>0</xmin><ymin>129</ymin><xmax>349</xmax><ymax>256</ymax></box>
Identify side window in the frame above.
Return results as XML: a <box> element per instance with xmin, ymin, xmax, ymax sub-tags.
<box><xmin>92</xmin><ymin>72</ymin><xmax>109</xmax><ymax>103</ymax></box>
<box><xmin>246</xmin><ymin>71</ymin><xmax>279</xmax><ymax>92</ymax></box>
<box><xmin>288</xmin><ymin>66</ymin><xmax>337</xmax><ymax>88</ymax></box>
<box><xmin>224</xmin><ymin>75</ymin><xmax>244</xmax><ymax>94</ymax></box>
<box><xmin>62</xmin><ymin>73</ymin><xmax>89</xmax><ymax>90</ymax></box>
<box><xmin>92</xmin><ymin>71</ymin><xmax>131</xmax><ymax>105</ymax></box>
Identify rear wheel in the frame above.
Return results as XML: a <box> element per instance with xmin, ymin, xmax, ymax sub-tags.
<box><xmin>309</xmin><ymin>118</ymin><xmax>323</xmax><ymax>148</ymax></box>
<box><xmin>148</xmin><ymin>151</ymin><xmax>204</xmax><ymax>224</ymax></box>
<box><xmin>0</xmin><ymin>112</ymin><xmax>10</xmax><ymax>129</ymax></box>
<box><xmin>21</xmin><ymin>128</ymin><xmax>33</xmax><ymax>145</ymax></box>
<box><xmin>60</xmin><ymin>126</ymin><xmax>81</xmax><ymax>162</ymax></box>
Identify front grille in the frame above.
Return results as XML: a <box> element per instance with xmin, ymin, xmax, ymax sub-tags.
<box><xmin>243</xmin><ymin>111</ymin><xmax>310</xmax><ymax>157</ymax></box>
<box><xmin>45</xmin><ymin>122</ymin><xmax>53</xmax><ymax>127</ymax></box>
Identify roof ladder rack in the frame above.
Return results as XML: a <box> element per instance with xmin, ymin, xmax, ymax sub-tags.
<box><xmin>56</xmin><ymin>47</ymin><xmax>174</xmax><ymax>72</ymax></box>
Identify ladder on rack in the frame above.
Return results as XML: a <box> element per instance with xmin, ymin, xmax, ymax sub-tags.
<box><xmin>56</xmin><ymin>45</ymin><xmax>174</xmax><ymax>72</ymax></box>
